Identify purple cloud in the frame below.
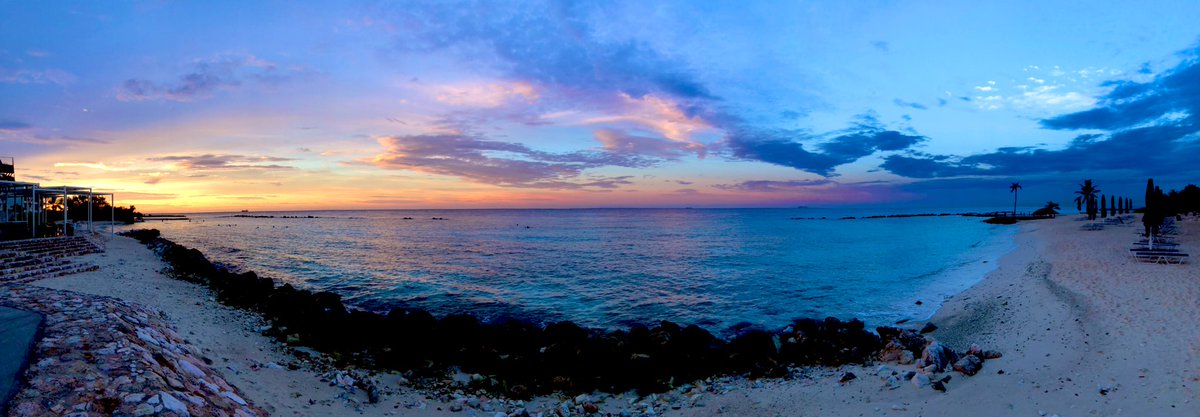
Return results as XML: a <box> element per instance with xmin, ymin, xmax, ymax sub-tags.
<box><xmin>366</xmin><ymin>134</ymin><xmax>652</xmax><ymax>189</ymax></box>
<box><xmin>147</xmin><ymin>154</ymin><xmax>295</xmax><ymax>170</ymax></box>
<box><xmin>594</xmin><ymin>128</ymin><xmax>698</xmax><ymax>159</ymax></box>
<box><xmin>713</xmin><ymin>179</ymin><xmax>834</xmax><ymax>192</ymax></box>
<box><xmin>117</xmin><ymin>55</ymin><xmax>308</xmax><ymax>102</ymax></box>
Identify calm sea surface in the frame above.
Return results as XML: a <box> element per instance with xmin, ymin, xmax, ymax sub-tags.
<box><xmin>129</xmin><ymin>209</ymin><xmax>1015</xmax><ymax>334</ymax></box>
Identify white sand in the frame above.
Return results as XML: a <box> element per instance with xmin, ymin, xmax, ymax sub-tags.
<box><xmin>32</xmin><ymin>216</ymin><xmax>1200</xmax><ymax>416</ymax></box>
<box><xmin>662</xmin><ymin>216</ymin><xmax>1200</xmax><ymax>417</ymax></box>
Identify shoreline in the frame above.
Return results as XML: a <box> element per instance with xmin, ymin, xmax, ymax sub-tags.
<box><xmin>121</xmin><ymin>212</ymin><xmax>1014</xmax><ymax>335</ymax></box>
<box><xmin>11</xmin><ymin>215</ymin><xmax>1198</xmax><ymax>416</ymax></box>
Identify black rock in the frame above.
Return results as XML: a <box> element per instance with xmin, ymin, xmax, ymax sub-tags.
<box><xmin>839</xmin><ymin>372</ymin><xmax>857</xmax><ymax>383</ymax></box>
<box><xmin>931</xmin><ymin>380</ymin><xmax>946</xmax><ymax>392</ymax></box>
<box><xmin>919</xmin><ymin>323</ymin><xmax>938</xmax><ymax>334</ymax></box>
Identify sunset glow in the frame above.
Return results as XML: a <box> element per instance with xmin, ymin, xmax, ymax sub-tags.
<box><xmin>4</xmin><ymin>2</ymin><xmax>1200</xmax><ymax>211</ymax></box>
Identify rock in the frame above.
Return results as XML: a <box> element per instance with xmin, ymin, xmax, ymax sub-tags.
<box><xmin>839</xmin><ymin>372</ymin><xmax>857</xmax><ymax>383</ymax></box>
<box><xmin>134</xmin><ymin>403</ymin><xmax>156</xmax><ymax>417</ymax></box>
<box><xmin>920</xmin><ymin>342</ymin><xmax>958</xmax><ymax>372</ymax></box>
<box><xmin>953</xmin><ymin>355</ymin><xmax>982</xmax><ymax>376</ymax></box>
<box><xmin>982</xmin><ymin>350</ymin><xmax>1003</xmax><ymax>360</ymax></box>
<box><xmin>583</xmin><ymin>402</ymin><xmax>600</xmax><ymax>414</ymax></box>
<box><xmin>158</xmin><ymin>393</ymin><xmax>190</xmax><ymax>417</ymax></box>
<box><xmin>966</xmin><ymin>343</ymin><xmax>983</xmax><ymax>356</ymax></box>
<box><xmin>449</xmin><ymin>404</ymin><xmax>463</xmax><ymax>412</ymax></box>
<box><xmin>875</xmin><ymin>365</ymin><xmax>891</xmax><ymax>377</ymax></box>
<box><xmin>178</xmin><ymin>360</ymin><xmax>205</xmax><ymax>378</ymax></box>
<box><xmin>878</xmin><ymin>340</ymin><xmax>905</xmax><ymax>362</ymax></box>
<box><xmin>931</xmin><ymin>380</ymin><xmax>946</xmax><ymax>392</ymax></box>
<box><xmin>910</xmin><ymin>373</ymin><xmax>931</xmax><ymax>389</ymax></box>
<box><xmin>919</xmin><ymin>323</ymin><xmax>938</xmax><ymax>334</ymax></box>
<box><xmin>366</xmin><ymin>384</ymin><xmax>381</xmax><ymax>404</ymax></box>
<box><xmin>884</xmin><ymin>376</ymin><xmax>903</xmax><ymax>390</ymax></box>
<box><xmin>223</xmin><ymin>391</ymin><xmax>248</xmax><ymax>406</ymax></box>
<box><xmin>899</xmin><ymin>350</ymin><xmax>915</xmax><ymax>365</ymax></box>
<box><xmin>122</xmin><ymin>393</ymin><xmax>146</xmax><ymax>404</ymax></box>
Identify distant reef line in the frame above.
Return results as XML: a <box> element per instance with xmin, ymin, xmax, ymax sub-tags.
<box><xmin>118</xmin><ymin>229</ymin><xmax>1000</xmax><ymax>397</ymax></box>
<box><xmin>790</xmin><ymin>211</ymin><xmax>1036</xmax><ymax>221</ymax></box>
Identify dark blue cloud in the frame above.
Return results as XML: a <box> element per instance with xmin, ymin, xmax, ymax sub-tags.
<box><xmin>726</xmin><ymin>120</ymin><xmax>926</xmax><ymax>176</ymax></box>
<box><xmin>0</xmin><ymin>119</ymin><xmax>31</xmax><ymax>130</ymax></box>
<box><xmin>884</xmin><ymin>48</ymin><xmax>1200</xmax><ymax>180</ymax></box>
<box><xmin>1042</xmin><ymin>53</ymin><xmax>1200</xmax><ymax>131</ymax></box>
<box><xmin>893</xmin><ymin>99</ymin><xmax>927</xmax><ymax>110</ymax></box>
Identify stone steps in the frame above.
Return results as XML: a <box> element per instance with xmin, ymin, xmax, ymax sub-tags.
<box><xmin>0</xmin><ymin>236</ymin><xmax>103</xmax><ymax>284</ymax></box>
<box><xmin>2</xmin><ymin>263</ymin><xmax>99</xmax><ymax>285</ymax></box>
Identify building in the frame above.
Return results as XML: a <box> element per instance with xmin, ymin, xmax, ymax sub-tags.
<box><xmin>0</xmin><ymin>157</ymin><xmax>117</xmax><ymax>241</ymax></box>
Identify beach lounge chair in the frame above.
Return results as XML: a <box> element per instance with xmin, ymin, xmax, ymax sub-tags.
<box><xmin>1133</xmin><ymin>251</ymin><xmax>1189</xmax><ymax>264</ymax></box>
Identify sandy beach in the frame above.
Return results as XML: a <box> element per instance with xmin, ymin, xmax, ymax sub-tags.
<box><xmin>13</xmin><ymin>215</ymin><xmax>1199</xmax><ymax>416</ymax></box>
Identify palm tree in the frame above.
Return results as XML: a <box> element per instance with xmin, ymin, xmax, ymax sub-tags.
<box><xmin>1033</xmin><ymin>201</ymin><xmax>1061</xmax><ymax>218</ymax></box>
<box><xmin>1009</xmin><ymin>182</ymin><xmax>1022</xmax><ymax>217</ymax></box>
<box><xmin>1074</xmin><ymin>180</ymin><xmax>1100</xmax><ymax>220</ymax></box>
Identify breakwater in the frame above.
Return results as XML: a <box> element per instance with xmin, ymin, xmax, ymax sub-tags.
<box><xmin>120</xmin><ymin>229</ymin><xmax>917</xmax><ymax>396</ymax></box>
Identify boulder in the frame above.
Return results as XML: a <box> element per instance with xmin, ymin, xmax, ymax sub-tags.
<box><xmin>910</xmin><ymin>373</ymin><xmax>930</xmax><ymax>389</ymax></box>
<box><xmin>953</xmin><ymin>355</ymin><xmax>982</xmax><ymax>376</ymax></box>
<box><xmin>920</xmin><ymin>342</ymin><xmax>958</xmax><ymax>373</ymax></box>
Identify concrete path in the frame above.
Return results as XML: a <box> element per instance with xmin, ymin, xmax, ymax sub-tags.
<box><xmin>0</xmin><ymin>306</ymin><xmax>42</xmax><ymax>413</ymax></box>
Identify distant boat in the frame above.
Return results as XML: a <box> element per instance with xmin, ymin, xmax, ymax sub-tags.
<box><xmin>241</xmin><ymin>209</ymin><xmax>249</xmax><ymax>212</ymax></box>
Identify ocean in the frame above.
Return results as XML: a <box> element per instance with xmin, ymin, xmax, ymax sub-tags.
<box><xmin>130</xmin><ymin>208</ymin><xmax>1016</xmax><ymax>334</ymax></box>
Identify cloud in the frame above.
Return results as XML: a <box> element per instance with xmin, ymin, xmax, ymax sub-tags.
<box><xmin>593</xmin><ymin>128</ymin><xmax>698</xmax><ymax>159</ymax></box>
<box><xmin>580</xmin><ymin>93</ymin><xmax>714</xmax><ymax>143</ymax></box>
<box><xmin>146</xmin><ymin>154</ymin><xmax>296</xmax><ymax>170</ymax></box>
<box><xmin>0</xmin><ymin>119</ymin><xmax>32</xmax><ymax>132</ymax></box>
<box><xmin>117</xmin><ymin>192</ymin><xmax>178</xmax><ymax>200</ymax></box>
<box><xmin>382</xmin><ymin>2</ymin><xmax>713</xmax><ymax>102</ymax></box>
<box><xmin>22</xmin><ymin>134</ymin><xmax>109</xmax><ymax>144</ymax></box>
<box><xmin>117</xmin><ymin>54</ymin><xmax>308</xmax><ymax>102</ymax></box>
<box><xmin>371</xmin><ymin>2</ymin><xmax>924</xmax><ymax>180</ymax></box>
<box><xmin>893</xmin><ymin>99</ymin><xmax>927</xmax><ymax>110</ymax></box>
<box><xmin>871</xmin><ymin>41</ymin><xmax>890</xmax><ymax>52</ymax></box>
<box><xmin>724</xmin><ymin>117</ymin><xmax>925</xmax><ymax>176</ymax></box>
<box><xmin>0</xmin><ymin>68</ymin><xmax>76</xmax><ymax>85</ymax></box>
<box><xmin>365</xmin><ymin>134</ymin><xmax>652</xmax><ymax>189</ymax></box>
<box><xmin>713</xmin><ymin>179</ymin><xmax>834</xmax><ymax>192</ymax></box>
<box><xmin>882</xmin><ymin>49</ymin><xmax>1200</xmax><ymax>179</ymax></box>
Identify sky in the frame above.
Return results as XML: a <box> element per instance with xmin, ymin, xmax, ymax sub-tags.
<box><xmin>3</xmin><ymin>1</ymin><xmax>1200</xmax><ymax>212</ymax></box>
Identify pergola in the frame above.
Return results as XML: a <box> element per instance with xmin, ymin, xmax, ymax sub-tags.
<box><xmin>1</xmin><ymin>181</ymin><xmax>117</xmax><ymax>239</ymax></box>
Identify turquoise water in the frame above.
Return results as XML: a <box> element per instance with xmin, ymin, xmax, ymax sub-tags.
<box><xmin>132</xmin><ymin>209</ymin><xmax>1015</xmax><ymax>334</ymax></box>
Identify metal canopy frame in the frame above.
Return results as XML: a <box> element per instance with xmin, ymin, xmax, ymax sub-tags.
<box><xmin>1</xmin><ymin>180</ymin><xmax>117</xmax><ymax>240</ymax></box>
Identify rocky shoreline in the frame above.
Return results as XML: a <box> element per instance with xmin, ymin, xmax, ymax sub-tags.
<box><xmin>120</xmin><ymin>228</ymin><xmax>1002</xmax><ymax>401</ymax></box>
<box><xmin>0</xmin><ymin>285</ymin><xmax>266</xmax><ymax>417</ymax></box>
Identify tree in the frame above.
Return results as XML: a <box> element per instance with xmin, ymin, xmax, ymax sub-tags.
<box><xmin>1074</xmin><ymin>180</ymin><xmax>1100</xmax><ymax>220</ymax></box>
<box><xmin>1110</xmin><ymin>195</ymin><xmax>1116</xmax><ymax>216</ymax></box>
<box><xmin>1100</xmin><ymin>194</ymin><xmax>1107</xmax><ymax>218</ymax></box>
<box><xmin>43</xmin><ymin>195</ymin><xmax>142</xmax><ymax>224</ymax></box>
<box><xmin>1009</xmin><ymin>182</ymin><xmax>1022</xmax><ymax>217</ymax></box>
<box><xmin>1033</xmin><ymin>201</ymin><xmax>1061</xmax><ymax>218</ymax></box>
